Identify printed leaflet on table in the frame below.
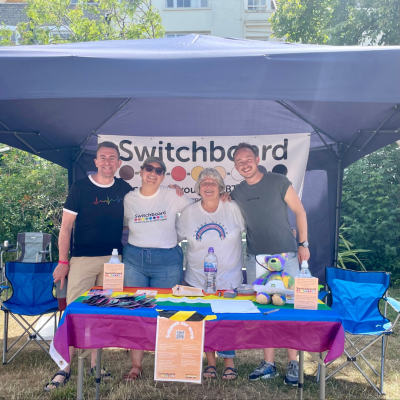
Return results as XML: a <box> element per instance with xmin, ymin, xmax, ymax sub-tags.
<box><xmin>103</xmin><ymin>263</ymin><xmax>124</xmax><ymax>292</ymax></box>
<box><xmin>294</xmin><ymin>277</ymin><xmax>319</xmax><ymax>310</ymax></box>
<box><xmin>154</xmin><ymin>317</ymin><xmax>205</xmax><ymax>383</ymax></box>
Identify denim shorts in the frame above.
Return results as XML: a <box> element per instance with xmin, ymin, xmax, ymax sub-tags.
<box><xmin>217</xmin><ymin>350</ymin><xmax>235</xmax><ymax>358</ymax></box>
<box><xmin>123</xmin><ymin>243</ymin><xmax>184</xmax><ymax>288</ymax></box>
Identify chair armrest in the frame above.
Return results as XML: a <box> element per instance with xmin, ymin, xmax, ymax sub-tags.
<box><xmin>385</xmin><ymin>297</ymin><xmax>400</xmax><ymax>313</ymax></box>
<box><xmin>38</xmin><ymin>251</ymin><xmax>50</xmax><ymax>254</ymax></box>
<box><xmin>0</xmin><ymin>244</ymin><xmax>16</xmax><ymax>250</ymax></box>
<box><xmin>4</xmin><ymin>249</ymin><xmax>18</xmax><ymax>253</ymax></box>
<box><xmin>0</xmin><ymin>285</ymin><xmax>10</xmax><ymax>294</ymax></box>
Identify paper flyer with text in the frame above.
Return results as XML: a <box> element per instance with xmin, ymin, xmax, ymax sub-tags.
<box><xmin>103</xmin><ymin>263</ymin><xmax>124</xmax><ymax>292</ymax></box>
<box><xmin>154</xmin><ymin>317</ymin><xmax>205</xmax><ymax>383</ymax></box>
<box><xmin>294</xmin><ymin>277</ymin><xmax>319</xmax><ymax>310</ymax></box>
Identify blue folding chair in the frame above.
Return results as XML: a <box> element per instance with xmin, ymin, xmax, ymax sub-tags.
<box><xmin>0</xmin><ymin>262</ymin><xmax>59</xmax><ymax>364</ymax></box>
<box><xmin>320</xmin><ymin>267</ymin><xmax>400</xmax><ymax>395</ymax></box>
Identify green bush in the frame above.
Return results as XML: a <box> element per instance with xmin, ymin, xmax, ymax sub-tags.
<box><xmin>0</xmin><ymin>146</ymin><xmax>68</xmax><ymax>259</ymax></box>
<box><xmin>341</xmin><ymin>143</ymin><xmax>400</xmax><ymax>286</ymax></box>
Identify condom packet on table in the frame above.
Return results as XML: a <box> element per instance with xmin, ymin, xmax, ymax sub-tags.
<box><xmin>172</xmin><ymin>285</ymin><xmax>204</xmax><ymax>297</ymax></box>
<box><xmin>137</xmin><ymin>298</ymin><xmax>157</xmax><ymax>307</ymax></box>
<box><xmin>134</xmin><ymin>290</ymin><xmax>158</xmax><ymax>298</ymax></box>
<box><xmin>82</xmin><ymin>295</ymin><xmax>102</xmax><ymax>304</ymax></box>
<box><xmin>88</xmin><ymin>289</ymin><xmax>113</xmax><ymax>297</ymax></box>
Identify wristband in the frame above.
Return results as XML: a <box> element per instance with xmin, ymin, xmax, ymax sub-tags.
<box><xmin>58</xmin><ymin>260</ymin><xmax>69</xmax><ymax>265</ymax></box>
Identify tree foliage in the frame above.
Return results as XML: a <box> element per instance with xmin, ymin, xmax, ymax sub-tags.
<box><xmin>341</xmin><ymin>143</ymin><xmax>400</xmax><ymax>285</ymax></box>
<box><xmin>0</xmin><ymin>0</ymin><xmax>164</xmax><ymax>46</ymax></box>
<box><xmin>270</xmin><ymin>0</ymin><xmax>400</xmax><ymax>45</ymax></box>
<box><xmin>0</xmin><ymin>146</ymin><xmax>68</xmax><ymax>254</ymax></box>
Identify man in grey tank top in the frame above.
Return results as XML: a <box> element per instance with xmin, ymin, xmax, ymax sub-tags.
<box><xmin>230</xmin><ymin>143</ymin><xmax>310</xmax><ymax>387</ymax></box>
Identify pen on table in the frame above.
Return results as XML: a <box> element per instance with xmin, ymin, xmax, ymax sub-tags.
<box><xmin>263</xmin><ymin>309</ymin><xmax>280</xmax><ymax>315</ymax></box>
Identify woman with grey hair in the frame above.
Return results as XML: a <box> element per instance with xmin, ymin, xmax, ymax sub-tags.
<box><xmin>177</xmin><ymin>168</ymin><xmax>246</xmax><ymax>380</ymax></box>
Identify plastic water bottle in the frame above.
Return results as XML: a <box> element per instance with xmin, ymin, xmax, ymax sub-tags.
<box><xmin>108</xmin><ymin>249</ymin><xmax>120</xmax><ymax>264</ymax></box>
<box><xmin>204</xmin><ymin>247</ymin><xmax>218</xmax><ymax>294</ymax></box>
<box><xmin>297</xmin><ymin>260</ymin><xmax>312</xmax><ymax>278</ymax></box>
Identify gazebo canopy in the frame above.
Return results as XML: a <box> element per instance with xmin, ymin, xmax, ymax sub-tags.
<box><xmin>0</xmin><ymin>35</ymin><xmax>399</xmax><ymax>280</ymax></box>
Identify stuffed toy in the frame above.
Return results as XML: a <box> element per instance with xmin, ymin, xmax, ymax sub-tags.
<box><xmin>253</xmin><ymin>253</ymin><xmax>295</xmax><ymax>306</ymax></box>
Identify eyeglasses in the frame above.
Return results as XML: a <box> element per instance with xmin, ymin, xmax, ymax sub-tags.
<box><xmin>200</xmin><ymin>181</ymin><xmax>218</xmax><ymax>187</ymax></box>
<box><xmin>142</xmin><ymin>164</ymin><xmax>164</xmax><ymax>176</ymax></box>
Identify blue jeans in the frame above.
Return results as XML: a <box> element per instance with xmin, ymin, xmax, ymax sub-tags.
<box><xmin>123</xmin><ymin>243</ymin><xmax>184</xmax><ymax>288</ymax></box>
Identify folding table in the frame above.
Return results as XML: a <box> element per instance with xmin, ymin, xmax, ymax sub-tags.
<box><xmin>50</xmin><ymin>287</ymin><xmax>344</xmax><ymax>400</ymax></box>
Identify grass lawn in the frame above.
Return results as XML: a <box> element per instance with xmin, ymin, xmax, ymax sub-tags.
<box><xmin>0</xmin><ymin>289</ymin><xmax>399</xmax><ymax>400</ymax></box>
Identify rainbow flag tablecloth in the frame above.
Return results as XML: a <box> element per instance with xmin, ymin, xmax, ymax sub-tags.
<box><xmin>50</xmin><ymin>287</ymin><xmax>344</xmax><ymax>368</ymax></box>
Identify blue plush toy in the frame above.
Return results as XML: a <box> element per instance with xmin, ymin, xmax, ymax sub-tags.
<box><xmin>253</xmin><ymin>253</ymin><xmax>295</xmax><ymax>306</ymax></box>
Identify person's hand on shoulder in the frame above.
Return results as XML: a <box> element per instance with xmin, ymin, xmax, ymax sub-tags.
<box><xmin>168</xmin><ymin>184</ymin><xmax>184</xmax><ymax>197</ymax></box>
<box><xmin>220</xmin><ymin>192</ymin><xmax>231</xmax><ymax>203</ymax></box>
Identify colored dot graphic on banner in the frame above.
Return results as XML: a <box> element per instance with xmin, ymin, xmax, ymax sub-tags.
<box><xmin>191</xmin><ymin>166</ymin><xmax>204</xmax><ymax>181</ymax></box>
<box><xmin>213</xmin><ymin>166</ymin><xmax>226</xmax><ymax>179</ymax></box>
<box><xmin>171</xmin><ymin>166</ymin><xmax>186</xmax><ymax>181</ymax></box>
<box><xmin>119</xmin><ymin>165</ymin><xmax>231</xmax><ymax>182</ymax></box>
<box><xmin>119</xmin><ymin>165</ymin><xmax>134</xmax><ymax>181</ymax></box>
<box><xmin>230</xmin><ymin>167</ymin><xmax>243</xmax><ymax>181</ymax></box>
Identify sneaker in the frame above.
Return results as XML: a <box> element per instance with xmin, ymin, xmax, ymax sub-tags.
<box><xmin>249</xmin><ymin>361</ymin><xmax>279</xmax><ymax>381</ymax></box>
<box><xmin>284</xmin><ymin>360</ymin><xmax>299</xmax><ymax>387</ymax></box>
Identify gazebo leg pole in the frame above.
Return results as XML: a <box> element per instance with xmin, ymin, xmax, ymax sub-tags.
<box><xmin>95</xmin><ymin>348</ymin><xmax>102</xmax><ymax>400</ymax></box>
<box><xmin>298</xmin><ymin>350</ymin><xmax>304</xmax><ymax>400</ymax></box>
<box><xmin>333</xmin><ymin>143</ymin><xmax>343</xmax><ymax>268</ymax></box>
<box><xmin>76</xmin><ymin>349</ymin><xmax>90</xmax><ymax>400</ymax></box>
<box><xmin>319</xmin><ymin>356</ymin><xmax>326</xmax><ymax>400</ymax></box>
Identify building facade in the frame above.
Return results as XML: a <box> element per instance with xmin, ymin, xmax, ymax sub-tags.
<box><xmin>0</xmin><ymin>0</ymin><xmax>281</xmax><ymax>42</ymax></box>
<box><xmin>156</xmin><ymin>0</ymin><xmax>279</xmax><ymax>41</ymax></box>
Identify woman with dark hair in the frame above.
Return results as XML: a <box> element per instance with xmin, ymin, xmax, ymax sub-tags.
<box><xmin>122</xmin><ymin>156</ymin><xmax>193</xmax><ymax>381</ymax></box>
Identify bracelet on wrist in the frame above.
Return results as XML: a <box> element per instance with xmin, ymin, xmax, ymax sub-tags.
<box><xmin>58</xmin><ymin>260</ymin><xmax>69</xmax><ymax>265</ymax></box>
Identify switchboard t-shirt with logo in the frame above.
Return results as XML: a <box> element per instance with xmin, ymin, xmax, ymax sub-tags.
<box><xmin>124</xmin><ymin>186</ymin><xmax>194</xmax><ymax>249</ymax></box>
<box><xmin>63</xmin><ymin>175</ymin><xmax>132</xmax><ymax>257</ymax></box>
<box><xmin>176</xmin><ymin>200</ymin><xmax>246</xmax><ymax>290</ymax></box>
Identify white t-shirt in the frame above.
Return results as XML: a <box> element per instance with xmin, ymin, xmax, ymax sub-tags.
<box><xmin>177</xmin><ymin>200</ymin><xmax>246</xmax><ymax>290</ymax></box>
<box><xmin>124</xmin><ymin>186</ymin><xmax>193</xmax><ymax>249</ymax></box>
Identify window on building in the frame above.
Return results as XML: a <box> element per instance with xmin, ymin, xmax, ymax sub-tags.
<box><xmin>246</xmin><ymin>36</ymin><xmax>269</xmax><ymax>41</ymax></box>
<box><xmin>50</xmin><ymin>30</ymin><xmax>72</xmax><ymax>40</ymax></box>
<box><xmin>166</xmin><ymin>0</ymin><xmax>209</xmax><ymax>8</ymax></box>
<box><xmin>166</xmin><ymin>32</ymin><xmax>210</xmax><ymax>38</ymax></box>
<box><xmin>166</xmin><ymin>33</ymin><xmax>186</xmax><ymax>38</ymax></box>
<box><xmin>247</xmin><ymin>0</ymin><xmax>269</xmax><ymax>11</ymax></box>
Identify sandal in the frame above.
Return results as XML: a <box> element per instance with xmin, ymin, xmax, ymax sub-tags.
<box><xmin>90</xmin><ymin>366</ymin><xmax>113</xmax><ymax>380</ymax></box>
<box><xmin>222</xmin><ymin>367</ymin><xmax>238</xmax><ymax>380</ymax></box>
<box><xmin>203</xmin><ymin>365</ymin><xmax>218</xmax><ymax>379</ymax></box>
<box><xmin>123</xmin><ymin>365</ymin><xmax>143</xmax><ymax>381</ymax></box>
<box><xmin>44</xmin><ymin>370</ymin><xmax>71</xmax><ymax>391</ymax></box>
